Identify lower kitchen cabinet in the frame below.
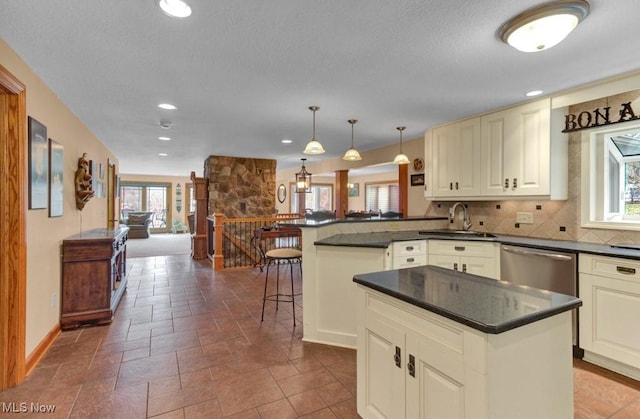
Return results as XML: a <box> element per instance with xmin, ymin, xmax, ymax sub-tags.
<box><xmin>357</xmin><ymin>285</ymin><xmax>574</xmax><ymax>419</ymax></box>
<box><xmin>579</xmin><ymin>254</ymin><xmax>640</xmax><ymax>380</ymax></box>
<box><xmin>427</xmin><ymin>240</ymin><xmax>499</xmax><ymax>279</ymax></box>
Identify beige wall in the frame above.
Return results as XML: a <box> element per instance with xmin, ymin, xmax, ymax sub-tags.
<box><xmin>1</xmin><ymin>39</ymin><xmax>119</xmax><ymax>356</ymax></box>
<box><xmin>119</xmin><ymin>174</ymin><xmax>192</xmax><ymax>228</ymax></box>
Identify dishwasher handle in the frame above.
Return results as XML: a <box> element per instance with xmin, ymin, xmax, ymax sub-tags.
<box><xmin>502</xmin><ymin>245</ymin><xmax>573</xmax><ymax>261</ymax></box>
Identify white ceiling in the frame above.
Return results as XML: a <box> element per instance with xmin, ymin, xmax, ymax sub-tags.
<box><xmin>1</xmin><ymin>1</ymin><xmax>639</xmax><ymax>176</ymax></box>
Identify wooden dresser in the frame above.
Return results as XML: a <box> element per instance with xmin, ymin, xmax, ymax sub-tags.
<box><xmin>61</xmin><ymin>227</ymin><xmax>129</xmax><ymax>330</ymax></box>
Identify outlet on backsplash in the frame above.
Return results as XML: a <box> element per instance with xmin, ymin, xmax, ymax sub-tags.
<box><xmin>516</xmin><ymin>212</ymin><xmax>534</xmax><ymax>224</ymax></box>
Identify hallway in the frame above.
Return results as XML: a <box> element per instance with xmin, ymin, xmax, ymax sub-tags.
<box><xmin>0</xmin><ymin>255</ymin><xmax>639</xmax><ymax>418</ymax></box>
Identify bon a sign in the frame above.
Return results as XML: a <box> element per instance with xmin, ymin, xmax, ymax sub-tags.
<box><xmin>563</xmin><ymin>94</ymin><xmax>640</xmax><ymax>133</ymax></box>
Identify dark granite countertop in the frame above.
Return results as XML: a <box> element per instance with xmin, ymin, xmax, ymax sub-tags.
<box><xmin>353</xmin><ymin>265</ymin><xmax>582</xmax><ymax>334</ymax></box>
<box><xmin>278</xmin><ymin>215</ymin><xmax>447</xmax><ymax>228</ymax></box>
<box><xmin>315</xmin><ymin>230</ymin><xmax>640</xmax><ymax>260</ymax></box>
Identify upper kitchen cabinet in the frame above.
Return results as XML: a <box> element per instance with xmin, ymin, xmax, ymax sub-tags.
<box><xmin>480</xmin><ymin>98</ymin><xmax>568</xmax><ymax>199</ymax></box>
<box><xmin>431</xmin><ymin>117</ymin><xmax>482</xmax><ymax>198</ymax></box>
<box><xmin>426</xmin><ymin>98</ymin><xmax>568</xmax><ymax>201</ymax></box>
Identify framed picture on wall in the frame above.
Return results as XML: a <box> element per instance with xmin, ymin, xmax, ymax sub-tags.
<box><xmin>348</xmin><ymin>183</ymin><xmax>359</xmax><ymax>197</ymax></box>
<box><xmin>28</xmin><ymin>116</ymin><xmax>48</xmax><ymax>209</ymax></box>
<box><xmin>48</xmin><ymin>139</ymin><xmax>64</xmax><ymax>217</ymax></box>
<box><xmin>410</xmin><ymin>173</ymin><xmax>425</xmax><ymax>186</ymax></box>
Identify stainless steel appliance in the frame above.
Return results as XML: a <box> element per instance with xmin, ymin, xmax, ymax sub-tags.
<box><xmin>500</xmin><ymin>245</ymin><xmax>579</xmax><ymax>350</ymax></box>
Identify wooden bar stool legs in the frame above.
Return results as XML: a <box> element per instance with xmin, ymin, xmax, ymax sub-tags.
<box><xmin>261</xmin><ymin>248</ymin><xmax>302</xmax><ymax>326</ymax></box>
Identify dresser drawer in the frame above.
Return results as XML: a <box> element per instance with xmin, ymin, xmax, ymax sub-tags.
<box><xmin>579</xmin><ymin>254</ymin><xmax>640</xmax><ymax>282</ymax></box>
<box><xmin>428</xmin><ymin>240</ymin><xmax>496</xmax><ymax>257</ymax></box>
<box><xmin>393</xmin><ymin>254</ymin><xmax>427</xmax><ymax>269</ymax></box>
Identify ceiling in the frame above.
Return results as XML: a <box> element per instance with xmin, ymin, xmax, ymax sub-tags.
<box><xmin>1</xmin><ymin>1</ymin><xmax>640</xmax><ymax>176</ymax></box>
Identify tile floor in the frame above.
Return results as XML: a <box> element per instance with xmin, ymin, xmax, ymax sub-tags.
<box><xmin>0</xmin><ymin>254</ymin><xmax>639</xmax><ymax>418</ymax></box>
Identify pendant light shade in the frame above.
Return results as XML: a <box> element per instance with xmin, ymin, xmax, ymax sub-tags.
<box><xmin>499</xmin><ymin>0</ymin><xmax>589</xmax><ymax>52</ymax></box>
<box><xmin>393</xmin><ymin>126</ymin><xmax>410</xmax><ymax>165</ymax></box>
<box><xmin>295</xmin><ymin>158</ymin><xmax>312</xmax><ymax>193</ymax></box>
<box><xmin>303</xmin><ymin>106</ymin><xmax>326</xmax><ymax>155</ymax></box>
<box><xmin>343</xmin><ymin>119</ymin><xmax>362</xmax><ymax>161</ymax></box>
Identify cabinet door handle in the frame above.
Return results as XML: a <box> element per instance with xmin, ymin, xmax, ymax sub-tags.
<box><xmin>462</xmin><ymin>263</ymin><xmax>467</xmax><ymax>273</ymax></box>
<box><xmin>407</xmin><ymin>354</ymin><xmax>416</xmax><ymax>378</ymax></box>
<box><xmin>453</xmin><ymin>262</ymin><xmax>458</xmax><ymax>271</ymax></box>
<box><xmin>455</xmin><ymin>181</ymin><xmax>459</xmax><ymax>190</ymax></box>
<box><xmin>406</xmin><ymin>257</ymin><xmax>415</xmax><ymax>263</ymax></box>
<box><xmin>406</xmin><ymin>246</ymin><xmax>414</xmax><ymax>251</ymax></box>
<box><xmin>394</xmin><ymin>346</ymin><xmax>402</xmax><ymax>368</ymax></box>
<box><xmin>617</xmin><ymin>266</ymin><xmax>636</xmax><ymax>275</ymax></box>
<box><xmin>454</xmin><ymin>246</ymin><xmax>465</xmax><ymax>251</ymax></box>
<box><xmin>512</xmin><ymin>178</ymin><xmax>518</xmax><ymax>190</ymax></box>
<box><xmin>449</xmin><ymin>182</ymin><xmax>453</xmax><ymax>191</ymax></box>
<box><xmin>504</xmin><ymin>178</ymin><xmax>509</xmax><ymax>189</ymax></box>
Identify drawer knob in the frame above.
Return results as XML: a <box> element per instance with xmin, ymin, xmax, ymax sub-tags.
<box><xmin>454</xmin><ymin>246</ymin><xmax>465</xmax><ymax>251</ymax></box>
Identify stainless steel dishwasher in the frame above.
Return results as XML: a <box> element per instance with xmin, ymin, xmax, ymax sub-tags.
<box><xmin>500</xmin><ymin>245</ymin><xmax>579</xmax><ymax>349</ymax></box>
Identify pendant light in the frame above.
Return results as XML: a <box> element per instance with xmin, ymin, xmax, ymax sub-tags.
<box><xmin>342</xmin><ymin>119</ymin><xmax>362</xmax><ymax>161</ymax></box>
<box><xmin>303</xmin><ymin>106</ymin><xmax>326</xmax><ymax>155</ymax></box>
<box><xmin>393</xmin><ymin>126</ymin><xmax>410</xmax><ymax>165</ymax></box>
<box><xmin>295</xmin><ymin>158</ymin><xmax>312</xmax><ymax>193</ymax></box>
<box><xmin>499</xmin><ymin>0</ymin><xmax>590</xmax><ymax>53</ymax></box>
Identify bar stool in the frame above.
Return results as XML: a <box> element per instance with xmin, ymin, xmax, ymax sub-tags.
<box><xmin>261</xmin><ymin>248</ymin><xmax>302</xmax><ymax>326</ymax></box>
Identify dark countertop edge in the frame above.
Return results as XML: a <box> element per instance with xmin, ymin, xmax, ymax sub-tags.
<box><xmin>278</xmin><ymin>216</ymin><xmax>448</xmax><ymax>228</ymax></box>
<box><xmin>353</xmin><ymin>276</ymin><xmax>582</xmax><ymax>335</ymax></box>
<box><xmin>314</xmin><ymin>231</ymin><xmax>640</xmax><ymax>260</ymax></box>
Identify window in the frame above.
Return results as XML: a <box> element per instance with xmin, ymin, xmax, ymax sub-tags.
<box><xmin>365</xmin><ymin>182</ymin><xmax>400</xmax><ymax>213</ymax></box>
<box><xmin>120</xmin><ymin>182</ymin><xmax>171</xmax><ymax>231</ymax></box>
<box><xmin>582</xmin><ymin>122</ymin><xmax>640</xmax><ymax>230</ymax></box>
<box><xmin>290</xmin><ymin>184</ymin><xmax>333</xmax><ymax>213</ymax></box>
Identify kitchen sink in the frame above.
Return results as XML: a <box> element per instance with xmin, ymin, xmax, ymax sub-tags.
<box><xmin>418</xmin><ymin>229</ymin><xmax>497</xmax><ymax>238</ymax></box>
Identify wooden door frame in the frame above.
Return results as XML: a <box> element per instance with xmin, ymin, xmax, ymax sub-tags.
<box><xmin>0</xmin><ymin>64</ymin><xmax>27</xmax><ymax>390</ymax></box>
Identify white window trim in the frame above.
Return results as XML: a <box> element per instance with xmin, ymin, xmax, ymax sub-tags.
<box><xmin>581</xmin><ymin>120</ymin><xmax>640</xmax><ymax>231</ymax></box>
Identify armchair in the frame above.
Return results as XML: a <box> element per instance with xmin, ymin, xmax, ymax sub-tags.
<box><xmin>121</xmin><ymin>211</ymin><xmax>153</xmax><ymax>239</ymax></box>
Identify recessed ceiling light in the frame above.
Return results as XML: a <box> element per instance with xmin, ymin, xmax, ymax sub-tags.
<box><xmin>158</xmin><ymin>153</ymin><xmax>168</xmax><ymax>157</ymax></box>
<box><xmin>158</xmin><ymin>103</ymin><xmax>177</xmax><ymax>110</ymax></box>
<box><xmin>158</xmin><ymin>0</ymin><xmax>192</xmax><ymax>18</ymax></box>
<box><xmin>281</xmin><ymin>139</ymin><xmax>292</xmax><ymax>144</ymax></box>
<box><xmin>526</xmin><ymin>90</ymin><xmax>544</xmax><ymax>97</ymax></box>
<box><xmin>158</xmin><ymin>136</ymin><xmax>171</xmax><ymax>141</ymax></box>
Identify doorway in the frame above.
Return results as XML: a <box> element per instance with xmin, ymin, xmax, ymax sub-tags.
<box><xmin>0</xmin><ymin>65</ymin><xmax>27</xmax><ymax>390</ymax></box>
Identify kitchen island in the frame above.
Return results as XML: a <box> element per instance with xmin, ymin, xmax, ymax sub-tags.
<box><xmin>354</xmin><ymin>265</ymin><xmax>581</xmax><ymax>419</ymax></box>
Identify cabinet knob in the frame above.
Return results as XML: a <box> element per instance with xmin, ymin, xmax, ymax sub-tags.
<box><xmin>462</xmin><ymin>263</ymin><xmax>467</xmax><ymax>273</ymax></box>
<box><xmin>453</xmin><ymin>262</ymin><xmax>458</xmax><ymax>271</ymax></box>
<box><xmin>394</xmin><ymin>346</ymin><xmax>402</xmax><ymax>368</ymax></box>
<box><xmin>454</xmin><ymin>246</ymin><xmax>465</xmax><ymax>251</ymax></box>
<box><xmin>406</xmin><ymin>246</ymin><xmax>414</xmax><ymax>251</ymax></box>
<box><xmin>512</xmin><ymin>178</ymin><xmax>518</xmax><ymax>190</ymax></box>
<box><xmin>455</xmin><ymin>181</ymin><xmax>459</xmax><ymax>190</ymax></box>
<box><xmin>407</xmin><ymin>354</ymin><xmax>416</xmax><ymax>378</ymax></box>
<box><xmin>504</xmin><ymin>178</ymin><xmax>509</xmax><ymax>189</ymax></box>
<box><xmin>449</xmin><ymin>182</ymin><xmax>453</xmax><ymax>190</ymax></box>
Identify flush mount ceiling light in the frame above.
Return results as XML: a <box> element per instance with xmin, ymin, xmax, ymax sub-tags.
<box><xmin>343</xmin><ymin>119</ymin><xmax>362</xmax><ymax>161</ymax></box>
<box><xmin>393</xmin><ymin>126</ymin><xmax>410</xmax><ymax>165</ymax></box>
<box><xmin>499</xmin><ymin>0</ymin><xmax>589</xmax><ymax>52</ymax></box>
<box><xmin>158</xmin><ymin>103</ymin><xmax>177</xmax><ymax>110</ymax></box>
<box><xmin>295</xmin><ymin>158</ymin><xmax>312</xmax><ymax>193</ymax></box>
<box><xmin>158</xmin><ymin>0</ymin><xmax>192</xmax><ymax>18</ymax></box>
<box><xmin>526</xmin><ymin>90</ymin><xmax>544</xmax><ymax>97</ymax></box>
<box><xmin>158</xmin><ymin>152</ymin><xmax>168</xmax><ymax>157</ymax></box>
<box><xmin>158</xmin><ymin>136</ymin><xmax>171</xmax><ymax>141</ymax></box>
<box><xmin>303</xmin><ymin>106</ymin><xmax>325</xmax><ymax>155</ymax></box>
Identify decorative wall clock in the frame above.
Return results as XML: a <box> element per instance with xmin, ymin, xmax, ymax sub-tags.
<box><xmin>413</xmin><ymin>157</ymin><xmax>424</xmax><ymax>173</ymax></box>
<box><xmin>277</xmin><ymin>184</ymin><xmax>286</xmax><ymax>203</ymax></box>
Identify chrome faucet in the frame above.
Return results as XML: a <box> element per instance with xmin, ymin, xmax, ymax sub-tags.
<box><xmin>449</xmin><ymin>202</ymin><xmax>472</xmax><ymax>231</ymax></box>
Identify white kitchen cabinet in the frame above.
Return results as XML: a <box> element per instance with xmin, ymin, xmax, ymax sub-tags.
<box><xmin>431</xmin><ymin>117</ymin><xmax>482</xmax><ymax>198</ymax></box>
<box><xmin>356</xmin><ymin>285</ymin><xmax>574</xmax><ymax>419</ymax></box>
<box><xmin>391</xmin><ymin>240</ymin><xmax>427</xmax><ymax>269</ymax></box>
<box><xmin>579</xmin><ymin>254</ymin><xmax>640</xmax><ymax>380</ymax></box>
<box><xmin>427</xmin><ymin>240</ymin><xmax>499</xmax><ymax>279</ymax></box>
<box><xmin>480</xmin><ymin>98</ymin><xmax>567</xmax><ymax>199</ymax></box>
